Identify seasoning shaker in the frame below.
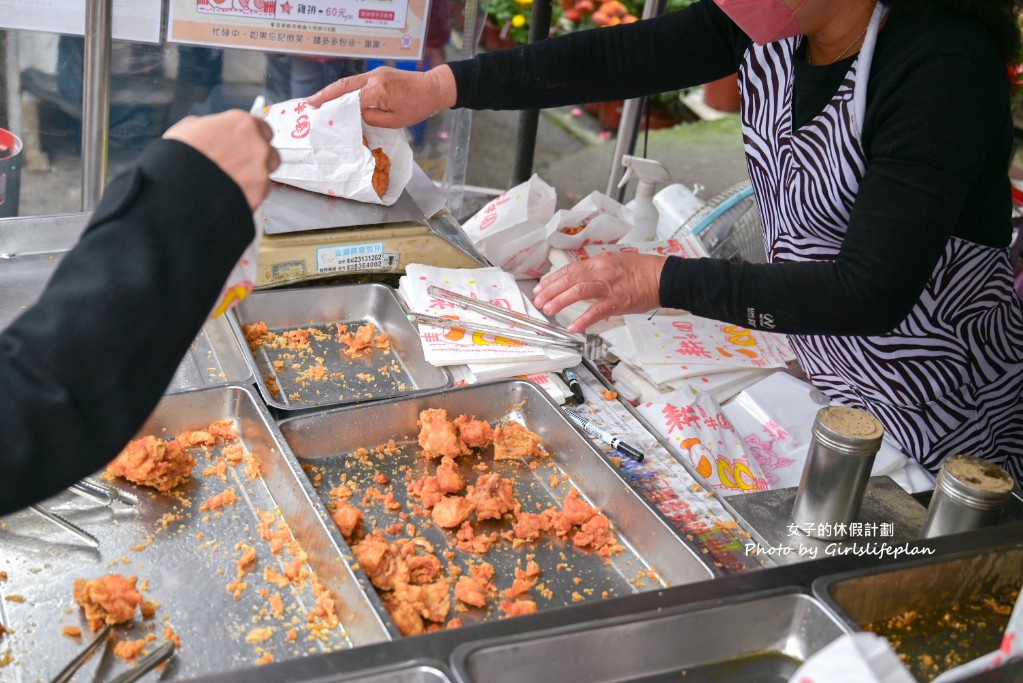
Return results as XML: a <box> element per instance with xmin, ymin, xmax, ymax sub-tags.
<box><xmin>791</xmin><ymin>406</ymin><xmax>885</xmax><ymax>540</ymax></box>
<box><xmin>920</xmin><ymin>454</ymin><xmax>1015</xmax><ymax>538</ymax></box>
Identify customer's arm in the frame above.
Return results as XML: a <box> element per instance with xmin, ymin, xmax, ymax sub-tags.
<box><xmin>0</xmin><ymin>112</ymin><xmax>276</xmax><ymax>515</ymax></box>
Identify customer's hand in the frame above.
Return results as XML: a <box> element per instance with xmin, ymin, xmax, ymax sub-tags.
<box><xmin>163</xmin><ymin>110</ymin><xmax>279</xmax><ymax>211</ymax></box>
<box><xmin>532</xmin><ymin>253</ymin><xmax>667</xmax><ymax>333</ymax></box>
<box><xmin>307</xmin><ymin>65</ymin><xmax>457</xmax><ymax>128</ymax></box>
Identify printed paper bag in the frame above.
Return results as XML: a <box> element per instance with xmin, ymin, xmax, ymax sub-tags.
<box><xmin>264</xmin><ymin>92</ymin><xmax>412</xmax><ymax>205</ymax></box>
<box><xmin>546</xmin><ymin>192</ymin><xmax>631</xmax><ymax>249</ymax></box>
<box><xmin>637</xmin><ymin>386</ymin><xmax>770</xmax><ymax>496</ymax></box>
<box><xmin>460</xmin><ymin>174</ymin><xmax>556</xmax><ymax>250</ymax></box>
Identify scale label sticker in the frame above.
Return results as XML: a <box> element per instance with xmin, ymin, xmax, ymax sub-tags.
<box><xmin>270</xmin><ymin>259</ymin><xmax>307</xmax><ymax>283</ymax></box>
<box><xmin>317</xmin><ymin>242</ymin><xmax>388</xmax><ymax>273</ymax></box>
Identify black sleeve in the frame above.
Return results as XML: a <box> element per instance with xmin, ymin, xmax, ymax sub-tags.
<box><xmin>0</xmin><ymin>139</ymin><xmax>253</xmax><ymax>515</ymax></box>
<box><xmin>659</xmin><ymin>25</ymin><xmax>1010</xmax><ymax>336</ymax></box>
<box><xmin>450</xmin><ymin>0</ymin><xmax>747</xmax><ymax>111</ymax></box>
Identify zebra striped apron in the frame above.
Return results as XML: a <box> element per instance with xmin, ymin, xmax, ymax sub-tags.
<box><xmin>739</xmin><ymin>3</ymin><xmax>1023</xmax><ymax>481</ymax></box>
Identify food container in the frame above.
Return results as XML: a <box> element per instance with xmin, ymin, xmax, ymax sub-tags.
<box><xmin>814</xmin><ymin>542</ymin><xmax>1023</xmax><ymax>682</ymax></box>
<box><xmin>0</xmin><ymin>385</ymin><xmax>388</xmax><ymax>681</ymax></box>
<box><xmin>451</xmin><ymin>591</ymin><xmax>849</xmax><ymax>683</ymax></box>
<box><xmin>230</xmin><ymin>283</ymin><xmax>450</xmax><ymax>413</ymax></box>
<box><xmin>278</xmin><ymin>380</ymin><xmax>714</xmax><ymax>634</ymax></box>
<box><xmin>791</xmin><ymin>406</ymin><xmax>885</xmax><ymax>540</ymax></box>
<box><xmin>920</xmin><ymin>454</ymin><xmax>1016</xmax><ymax>538</ymax></box>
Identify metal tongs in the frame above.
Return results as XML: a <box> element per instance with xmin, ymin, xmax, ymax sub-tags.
<box><xmin>409</xmin><ymin>286</ymin><xmax>606</xmax><ymax>360</ymax></box>
<box><xmin>30</xmin><ymin>478</ymin><xmax>139</xmax><ymax>549</ymax></box>
<box><xmin>51</xmin><ymin>624</ymin><xmax>176</xmax><ymax>683</ymax></box>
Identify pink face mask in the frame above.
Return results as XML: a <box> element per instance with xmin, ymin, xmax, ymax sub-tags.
<box><xmin>714</xmin><ymin>0</ymin><xmax>807</xmax><ymax>46</ymax></box>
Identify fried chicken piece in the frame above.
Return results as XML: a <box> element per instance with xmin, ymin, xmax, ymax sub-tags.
<box><xmin>395</xmin><ymin>580</ymin><xmax>450</xmax><ymax>623</ymax></box>
<box><xmin>436</xmin><ymin>456</ymin><xmax>466</xmax><ymax>494</ymax></box>
<box><xmin>242</xmin><ymin>321</ymin><xmax>270</xmax><ymax>350</ymax></box>
<box><xmin>417</xmin><ymin>409</ymin><xmax>470</xmax><ymax>459</ymax></box>
<box><xmin>455</xmin><ymin>521</ymin><xmax>498</xmax><ymax>554</ymax></box>
<box><xmin>406</xmin><ymin>554</ymin><xmax>443</xmax><ymax>585</ymax></box>
<box><xmin>573</xmin><ymin>512</ymin><xmax>611</xmax><ymax>550</ymax></box>
<box><xmin>493</xmin><ymin>421</ymin><xmax>544</xmax><ymax>460</ymax></box>
<box><xmin>113</xmin><ymin>638</ymin><xmax>146</xmax><ymax>660</ymax></box>
<box><xmin>371</xmin><ymin>147</ymin><xmax>391</xmax><ymax>198</ymax></box>
<box><xmin>408</xmin><ymin>475</ymin><xmax>444</xmax><ymax>508</ymax></box>
<box><xmin>178</xmin><ymin>430</ymin><xmax>217</xmax><ymax>448</ymax></box>
<box><xmin>553</xmin><ymin>489</ymin><xmax>597</xmax><ymax>536</ymax></box>
<box><xmin>432</xmin><ymin>496</ymin><xmax>476</xmax><ymax>529</ymax></box>
<box><xmin>454</xmin><ymin>562</ymin><xmax>496</xmax><ymax>608</ymax></box>
<box><xmin>453</xmin><ymin>415</ymin><xmax>494</xmax><ymax>449</ymax></box>
<box><xmin>501</xmin><ymin>560</ymin><xmax>541</xmax><ymax>600</ymax></box>
<box><xmin>384</xmin><ymin>594</ymin><xmax>424</xmax><ymax>636</ymax></box>
<box><xmin>466</xmin><ymin>473</ymin><xmax>516</xmax><ymax>521</ymax></box>
<box><xmin>73</xmin><ymin>575</ymin><xmax>143</xmax><ymax>632</ymax></box>
<box><xmin>513</xmin><ymin>510</ymin><xmax>555</xmax><ymax>541</ymax></box>
<box><xmin>107</xmin><ymin>435</ymin><xmax>196</xmax><ymax>492</ymax></box>
<box><xmin>339</xmin><ymin>323</ymin><xmax>384</xmax><ymax>359</ymax></box>
<box><xmin>199</xmin><ymin>487</ymin><xmax>237</xmax><ymax>512</ymax></box>
<box><xmin>207</xmin><ymin>419</ymin><xmax>238</xmax><ymax>441</ymax></box>
<box><xmin>500</xmin><ymin>598</ymin><xmax>538</xmax><ymax>618</ymax></box>
<box><xmin>331</xmin><ymin>499</ymin><xmax>364</xmax><ymax>541</ymax></box>
<box><xmin>353</xmin><ymin>533</ymin><xmax>408</xmax><ymax>590</ymax></box>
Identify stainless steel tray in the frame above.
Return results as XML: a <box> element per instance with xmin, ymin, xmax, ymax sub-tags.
<box><xmin>0</xmin><ymin>385</ymin><xmax>388</xmax><ymax>681</ymax></box>
<box><xmin>229</xmin><ymin>283</ymin><xmax>450</xmax><ymax>412</ymax></box>
<box><xmin>277</xmin><ymin>380</ymin><xmax>714</xmax><ymax>635</ymax></box>
<box><xmin>0</xmin><ymin>218</ymin><xmax>252</xmax><ymax>393</ymax></box>
<box><xmin>307</xmin><ymin>661</ymin><xmax>453</xmax><ymax>683</ymax></box>
<box><xmin>813</xmin><ymin>542</ymin><xmax>1023</xmax><ymax>680</ymax></box>
<box><xmin>450</xmin><ymin>590</ymin><xmax>850</xmax><ymax>683</ymax></box>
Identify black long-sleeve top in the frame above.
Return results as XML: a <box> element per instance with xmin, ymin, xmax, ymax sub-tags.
<box><xmin>0</xmin><ymin>140</ymin><xmax>253</xmax><ymax>516</ymax></box>
<box><xmin>449</xmin><ymin>1</ymin><xmax>1015</xmax><ymax>335</ymax></box>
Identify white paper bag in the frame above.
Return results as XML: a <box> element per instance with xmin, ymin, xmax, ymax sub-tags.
<box><xmin>546</xmin><ymin>192</ymin><xmax>631</xmax><ymax>249</ymax></box>
<box><xmin>637</xmin><ymin>386</ymin><xmax>771</xmax><ymax>495</ymax></box>
<box><xmin>264</xmin><ymin>92</ymin><xmax>412</xmax><ymax>205</ymax></box>
<box><xmin>461</xmin><ymin>174</ymin><xmax>556</xmax><ymax>250</ymax></box>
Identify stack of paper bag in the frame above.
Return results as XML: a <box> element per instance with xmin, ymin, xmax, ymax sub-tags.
<box><xmin>598</xmin><ymin>313</ymin><xmax>795</xmax><ymax>404</ymax></box>
<box><xmin>398</xmin><ymin>264</ymin><xmax>581</xmax><ymax>382</ymax></box>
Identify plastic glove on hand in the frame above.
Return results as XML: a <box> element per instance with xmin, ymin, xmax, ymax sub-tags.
<box><xmin>532</xmin><ymin>253</ymin><xmax>666</xmax><ymax>333</ymax></box>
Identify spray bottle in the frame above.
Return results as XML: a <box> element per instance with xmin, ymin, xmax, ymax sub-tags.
<box><xmin>618</xmin><ymin>155</ymin><xmax>671</xmax><ymax>244</ymax></box>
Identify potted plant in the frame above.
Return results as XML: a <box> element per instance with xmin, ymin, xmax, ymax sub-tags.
<box><xmin>485</xmin><ymin>0</ymin><xmax>565</xmax><ymax>48</ymax></box>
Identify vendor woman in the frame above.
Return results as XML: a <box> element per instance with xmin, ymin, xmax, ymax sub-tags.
<box><xmin>310</xmin><ymin>0</ymin><xmax>1023</xmax><ymax>481</ymax></box>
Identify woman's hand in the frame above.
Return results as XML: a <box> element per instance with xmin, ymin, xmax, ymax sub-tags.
<box><xmin>306</xmin><ymin>65</ymin><xmax>458</xmax><ymax>129</ymax></box>
<box><xmin>163</xmin><ymin>110</ymin><xmax>279</xmax><ymax>211</ymax></box>
<box><xmin>532</xmin><ymin>253</ymin><xmax>667</xmax><ymax>333</ymax></box>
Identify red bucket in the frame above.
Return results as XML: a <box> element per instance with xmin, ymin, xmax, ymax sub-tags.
<box><xmin>0</xmin><ymin>128</ymin><xmax>24</xmax><ymax>219</ymax></box>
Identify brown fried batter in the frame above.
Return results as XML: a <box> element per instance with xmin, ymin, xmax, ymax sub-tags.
<box><xmin>573</xmin><ymin>513</ymin><xmax>611</xmax><ymax>550</ymax></box>
<box><xmin>493</xmin><ymin>421</ymin><xmax>544</xmax><ymax>460</ymax></box>
<box><xmin>384</xmin><ymin>594</ymin><xmax>425</xmax><ymax>636</ymax></box>
<box><xmin>338</xmin><ymin>323</ymin><xmax>390</xmax><ymax>359</ymax></box>
<box><xmin>371</xmin><ymin>147</ymin><xmax>391</xmax><ymax>198</ymax></box>
<box><xmin>107</xmin><ymin>435</ymin><xmax>196</xmax><ymax>492</ymax></box>
<box><xmin>513</xmin><ymin>510</ymin><xmax>555</xmax><ymax>541</ymax></box>
<box><xmin>436</xmin><ymin>456</ymin><xmax>466</xmax><ymax>494</ymax></box>
<box><xmin>73</xmin><ymin>575</ymin><xmax>143</xmax><ymax>632</ymax></box>
<box><xmin>432</xmin><ymin>496</ymin><xmax>475</xmax><ymax>529</ymax></box>
<box><xmin>501</xmin><ymin>560</ymin><xmax>541</xmax><ymax>600</ymax></box>
<box><xmin>499</xmin><ymin>598</ymin><xmax>538</xmax><ymax>618</ymax></box>
<box><xmin>408</xmin><ymin>475</ymin><xmax>444</xmax><ymax>508</ymax></box>
<box><xmin>453</xmin><ymin>415</ymin><xmax>494</xmax><ymax>449</ymax></box>
<box><xmin>331</xmin><ymin>499</ymin><xmax>364</xmax><ymax>541</ymax></box>
<box><xmin>394</xmin><ymin>580</ymin><xmax>450</xmax><ymax>623</ymax></box>
<box><xmin>418</xmin><ymin>409</ymin><xmax>470</xmax><ymax>459</ymax></box>
<box><xmin>454</xmin><ymin>562</ymin><xmax>496</xmax><ymax>608</ymax></box>
<box><xmin>553</xmin><ymin>489</ymin><xmax>597</xmax><ymax>536</ymax></box>
<box><xmin>455</xmin><ymin>521</ymin><xmax>498</xmax><ymax>554</ymax></box>
<box><xmin>353</xmin><ymin>533</ymin><xmax>408</xmax><ymax>590</ymax></box>
<box><xmin>466</xmin><ymin>473</ymin><xmax>516</xmax><ymax>521</ymax></box>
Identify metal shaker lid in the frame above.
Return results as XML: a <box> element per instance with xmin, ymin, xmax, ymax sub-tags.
<box><xmin>813</xmin><ymin>406</ymin><xmax>885</xmax><ymax>456</ymax></box>
<box><xmin>937</xmin><ymin>454</ymin><xmax>1015</xmax><ymax>508</ymax></box>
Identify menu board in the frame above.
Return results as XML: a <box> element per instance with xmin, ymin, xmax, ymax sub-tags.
<box><xmin>167</xmin><ymin>0</ymin><xmax>430</xmax><ymax>60</ymax></box>
<box><xmin>0</xmin><ymin>0</ymin><xmax>163</xmax><ymax>43</ymax></box>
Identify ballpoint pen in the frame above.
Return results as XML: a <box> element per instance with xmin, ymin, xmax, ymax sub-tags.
<box><xmin>563</xmin><ymin>408</ymin><xmax>644</xmax><ymax>462</ymax></box>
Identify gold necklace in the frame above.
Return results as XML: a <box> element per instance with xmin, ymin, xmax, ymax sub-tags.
<box><xmin>810</xmin><ymin>3</ymin><xmax>876</xmax><ymax>66</ymax></box>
